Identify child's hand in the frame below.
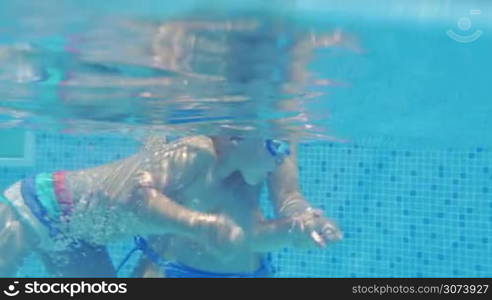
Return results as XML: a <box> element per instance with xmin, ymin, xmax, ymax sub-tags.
<box><xmin>133</xmin><ymin>170</ymin><xmax>159</xmax><ymax>200</ymax></box>
<box><xmin>135</xmin><ymin>171</ymin><xmax>155</xmax><ymax>188</ymax></box>
<box><xmin>288</xmin><ymin>208</ymin><xmax>342</xmax><ymax>248</ymax></box>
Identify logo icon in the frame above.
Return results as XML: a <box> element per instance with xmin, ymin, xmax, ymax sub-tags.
<box><xmin>446</xmin><ymin>9</ymin><xmax>483</xmax><ymax>43</ymax></box>
<box><xmin>3</xmin><ymin>281</ymin><xmax>20</xmax><ymax>297</ymax></box>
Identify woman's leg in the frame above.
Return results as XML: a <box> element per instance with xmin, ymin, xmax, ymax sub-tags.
<box><xmin>130</xmin><ymin>236</ymin><xmax>167</xmax><ymax>278</ymax></box>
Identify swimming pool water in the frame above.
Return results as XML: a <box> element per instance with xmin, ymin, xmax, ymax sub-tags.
<box><xmin>1</xmin><ymin>132</ymin><xmax>489</xmax><ymax>277</ymax></box>
<box><xmin>1</xmin><ymin>0</ymin><xmax>491</xmax><ymax>278</ymax></box>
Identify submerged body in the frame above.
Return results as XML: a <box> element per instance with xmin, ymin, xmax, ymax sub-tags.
<box><xmin>0</xmin><ymin>135</ymin><xmax>341</xmax><ymax>277</ymax></box>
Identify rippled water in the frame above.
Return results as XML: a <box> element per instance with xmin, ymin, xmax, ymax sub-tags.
<box><xmin>1</xmin><ymin>0</ymin><xmax>491</xmax><ymax>146</ymax></box>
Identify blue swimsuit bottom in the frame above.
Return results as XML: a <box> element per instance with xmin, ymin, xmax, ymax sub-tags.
<box><xmin>118</xmin><ymin>236</ymin><xmax>273</xmax><ymax>278</ymax></box>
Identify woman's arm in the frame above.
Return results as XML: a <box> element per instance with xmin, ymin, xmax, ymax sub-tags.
<box><xmin>266</xmin><ymin>143</ymin><xmax>343</xmax><ymax>247</ymax></box>
<box><xmin>267</xmin><ymin>143</ymin><xmax>312</xmax><ymax>217</ymax></box>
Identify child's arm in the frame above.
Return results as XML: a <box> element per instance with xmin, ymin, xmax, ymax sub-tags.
<box><xmin>134</xmin><ymin>171</ymin><xmax>245</xmax><ymax>257</ymax></box>
<box><xmin>138</xmin><ymin>181</ymin><xmax>244</xmax><ymax>244</ymax></box>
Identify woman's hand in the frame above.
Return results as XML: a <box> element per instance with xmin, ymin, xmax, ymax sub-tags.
<box><xmin>288</xmin><ymin>207</ymin><xmax>342</xmax><ymax>248</ymax></box>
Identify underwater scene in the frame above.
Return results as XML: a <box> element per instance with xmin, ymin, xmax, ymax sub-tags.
<box><xmin>0</xmin><ymin>0</ymin><xmax>491</xmax><ymax>278</ymax></box>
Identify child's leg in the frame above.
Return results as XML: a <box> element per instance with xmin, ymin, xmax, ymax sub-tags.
<box><xmin>0</xmin><ymin>201</ymin><xmax>37</xmax><ymax>277</ymax></box>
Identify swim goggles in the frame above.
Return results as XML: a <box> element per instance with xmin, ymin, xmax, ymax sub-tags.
<box><xmin>265</xmin><ymin>139</ymin><xmax>291</xmax><ymax>165</ymax></box>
